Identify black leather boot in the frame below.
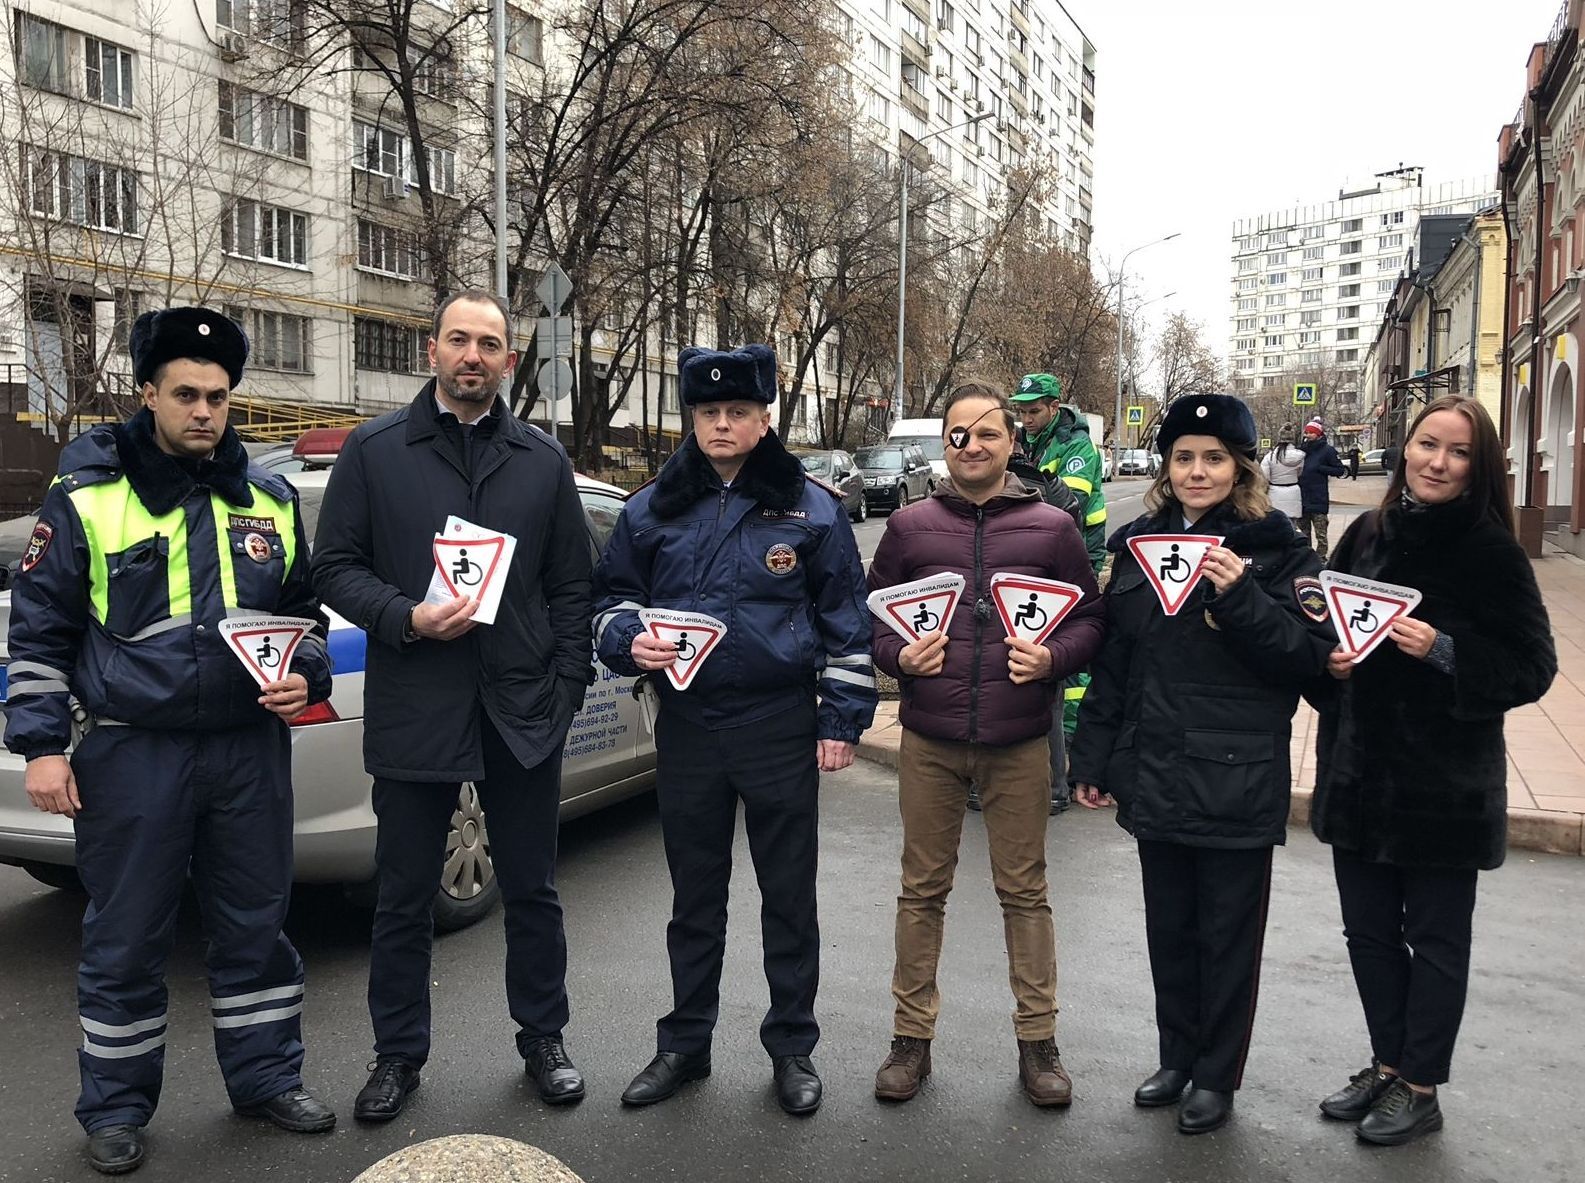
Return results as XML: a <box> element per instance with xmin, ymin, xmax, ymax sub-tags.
<box><xmin>1177</xmin><ymin>1088</ymin><xmax>1233</xmax><ymax>1134</ymax></box>
<box><xmin>87</xmin><ymin>1125</ymin><xmax>144</xmax><ymax>1175</ymax></box>
<box><xmin>1134</xmin><ymin>1067</ymin><xmax>1191</xmax><ymax>1108</ymax></box>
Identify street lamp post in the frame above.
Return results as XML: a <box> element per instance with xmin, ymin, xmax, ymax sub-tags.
<box><xmin>893</xmin><ymin>111</ymin><xmax>993</xmax><ymax>425</ymax></box>
<box><xmin>1113</xmin><ymin>232</ymin><xmax>1179</xmax><ymax>468</ymax></box>
<box><xmin>1124</xmin><ymin>289</ymin><xmax>1175</xmax><ymax>447</ymax></box>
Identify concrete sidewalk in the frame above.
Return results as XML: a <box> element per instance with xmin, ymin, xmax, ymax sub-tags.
<box><xmin>857</xmin><ymin>475</ymin><xmax>1585</xmax><ymax>856</ymax></box>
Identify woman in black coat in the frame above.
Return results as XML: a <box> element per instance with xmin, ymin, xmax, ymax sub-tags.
<box><xmin>1310</xmin><ymin>395</ymin><xmax>1556</xmax><ymax>1146</ymax></box>
<box><xmin>1069</xmin><ymin>394</ymin><xmax>1336</xmax><ymax>1135</ymax></box>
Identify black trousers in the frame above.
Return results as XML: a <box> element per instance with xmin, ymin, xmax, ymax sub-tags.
<box><xmin>1332</xmin><ymin>849</ymin><xmax>1478</xmax><ymax>1085</ymax></box>
<box><xmin>653</xmin><ymin>697</ymin><xmax>821</xmax><ymax>1059</ymax></box>
<box><xmin>1138</xmin><ymin>840</ymin><xmax>1274</xmax><ymax>1092</ymax></box>
<box><xmin>368</xmin><ymin>716</ymin><xmax>568</xmax><ymax>1066</ymax></box>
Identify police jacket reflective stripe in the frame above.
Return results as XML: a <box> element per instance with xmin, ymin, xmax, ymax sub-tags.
<box><xmin>4</xmin><ymin>410</ymin><xmax>332</xmax><ymax>757</ymax></box>
<box><xmin>592</xmin><ymin>431</ymin><xmax>876</xmax><ymax>741</ymax></box>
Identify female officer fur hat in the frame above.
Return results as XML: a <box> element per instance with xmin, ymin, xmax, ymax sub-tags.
<box><xmin>1156</xmin><ymin>393</ymin><xmax>1259</xmax><ymax>460</ymax></box>
<box><xmin>130</xmin><ymin>307</ymin><xmax>249</xmax><ymax>390</ymax></box>
<box><xmin>678</xmin><ymin>343</ymin><xmax>778</xmax><ymax>406</ymax></box>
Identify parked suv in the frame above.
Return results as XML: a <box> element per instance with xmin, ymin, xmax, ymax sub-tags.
<box><xmin>855</xmin><ymin>443</ymin><xmax>933</xmax><ymax>513</ymax></box>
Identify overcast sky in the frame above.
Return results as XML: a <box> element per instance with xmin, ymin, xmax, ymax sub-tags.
<box><xmin>1081</xmin><ymin>0</ymin><xmax>1564</xmax><ymax>362</ymax></box>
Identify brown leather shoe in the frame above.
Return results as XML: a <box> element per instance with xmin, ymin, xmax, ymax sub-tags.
<box><xmin>1017</xmin><ymin>1038</ymin><xmax>1073</xmax><ymax>1107</ymax></box>
<box><xmin>874</xmin><ymin>1036</ymin><xmax>932</xmax><ymax>1101</ymax></box>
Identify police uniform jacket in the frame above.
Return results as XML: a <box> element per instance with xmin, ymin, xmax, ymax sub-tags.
<box><xmin>1067</xmin><ymin>504</ymin><xmax>1334</xmax><ymax>848</ymax></box>
<box><xmin>4</xmin><ymin>409</ymin><xmax>331</xmax><ymax>758</ymax></box>
<box><xmin>1309</xmin><ymin>496</ymin><xmax>1555</xmax><ymax>870</ymax></box>
<box><xmin>311</xmin><ymin>383</ymin><xmax>595</xmax><ymax>782</ymax></box>
<box><xmin>592</xmin><ymin>431</ymin><xmax>875</xmax><ymax>742</ymax></box>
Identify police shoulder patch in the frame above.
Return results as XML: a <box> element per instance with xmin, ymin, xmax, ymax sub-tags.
<box><xmin>1294</xmin><ymin>576</ymin><xmax>1328</xmax><ymax>623</ymax></box>
<box><xmin>20</xmin><ymin>522</ymin><xmax>53</xmax><ymax>573</ymax></box>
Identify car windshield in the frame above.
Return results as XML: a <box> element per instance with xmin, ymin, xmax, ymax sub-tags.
<box><xmin>893</xmin><ymin>436</ymin><xmax>944</xmax><ymax>461</ymax></box>
<box><xmin>856</xmin><ymin>448</ymin><xmax>902</xmax><ymax>468</ymax></box>
<box><xmin>799</xmin><ymin>454</ymin><xmax>832</xmax><ymax>475</ymax></box>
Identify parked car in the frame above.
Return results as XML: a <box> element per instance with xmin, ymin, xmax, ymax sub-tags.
<box><xmin>887</xmin><ymin>418</ymin><xmax>948</xmax><ymax>482</ymax></box>
<box><xmin>793</xmin><ymin>449</ymin><xmax>867</xmax><ymax>522</ymax></box>
<box><xmin>854</xmin><ymin>443</ymin><xmax>933</xmax><ymax>512</ymax></box>
<box><xmin>0</xmin><ymin>470</ymin><xmax>656</xmax><ymax>931</ymax></box>
<box><xmin>1100</xmin><ymin>450</ymin><xmax>1113</xmax><ymax>482</ymax></box>
<box><xmin>1361</xmin><ymin>448</ymin><xmax>1387</xmax><ymax>474</ymax></box>
<box><xmin>1116</xmin><ymin>448</ymin><xmax>1155</xmax><ymax>477</ymax></box>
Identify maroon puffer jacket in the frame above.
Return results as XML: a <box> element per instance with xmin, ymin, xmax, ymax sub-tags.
<box><xmin>868</xmin><ymin>476</ymin><xmax>1105</xmax><ymax>745</ymax></box>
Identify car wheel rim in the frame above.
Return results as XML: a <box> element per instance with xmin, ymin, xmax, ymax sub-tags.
<box><xmin>443</xmin><ymin>782</ymin><xmax>494</xmax><ymax>901</ymax></box>
<box><xmin>898</xmin><ymin>486</ymin><xmax>907</xmax><ymax>506</ymax></box>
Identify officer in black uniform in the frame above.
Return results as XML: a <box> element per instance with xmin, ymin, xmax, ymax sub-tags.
<box><xmin>592</xmin><ymin>344</ymin><xmax>876</xmax><ymax>1115</ymax></box>
<box><xmin>4</xmin><ymin>309</ymin><xmax>337</xmax><ymax>1173</ymax></box>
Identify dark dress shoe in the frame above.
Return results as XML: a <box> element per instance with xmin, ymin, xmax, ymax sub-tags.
<box><xmin>1319</xmin><ymin>1061</ymin><xmax>1397</xmax><ymax>1121</ymax></box>
<box><xmin>773</xmin><ymin>1055</ymin><xmax>823</xmax><ymax>1116</ymax></box>
<box><xmin>1134</xmin><ymin>1068</ymin><xmax>1192</xmax><ymax>1108</ymax></box>
<box><xmin>235</xmin><ymin>1086</ymin><xmax>336</xmax><ymax>1133</ymax></box>
<box><xmin>354</xmin><ymin>1059</ymin><xmax>421</xmax><ymax>1123</ymax></box>
<box><xmin>1357</xmin><ymin>1080</ymin><xmax>1443</xmax><ymax>1146</ymax></box>
<box><xmin>621</xmin><ymin>1051</ymin><xmax>711</xmax><ymax>1106</ymax></box>
<box><xmin>1177</xmin><ymin>1088</ymin><xmax>1233</xmax><ymax>1134</ymax></box>
<box><xmin>87</xmin><ymin>1125</ymin><xmax>144</xmax><ymax>1175</ymax></box>
<box><xmin>523</xmin><ymin>1036</ymin><xmax>585</xmax><ymax>1105</ymax></box>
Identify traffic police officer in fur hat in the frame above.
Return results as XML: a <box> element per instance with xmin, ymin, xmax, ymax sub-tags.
<box><xmin>5</xmin><ymin>307</ymin><xmax>336</xmax><ymax>1173</ymax></box>
<box><xmin>592</xmin><ymin>344</ymin><xmax>876</xmax><ymax>1115</ymax></box>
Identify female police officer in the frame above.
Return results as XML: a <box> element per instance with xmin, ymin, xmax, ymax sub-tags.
<box><xmin>1068</xmin><ymin>393</ymin><xmax>1335</xmax><ymax>1135</ymax></box>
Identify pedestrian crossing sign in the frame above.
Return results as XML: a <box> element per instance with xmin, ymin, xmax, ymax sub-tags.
<box><xmin>1126</xmin><ymin>406</ymin><xmax>1145</xmax><ymax>426</ymax></box>
<box><xmin>1293</xmin><ymin>382</ymin><xmax>1317</xmax><ymax>406</ymax></box>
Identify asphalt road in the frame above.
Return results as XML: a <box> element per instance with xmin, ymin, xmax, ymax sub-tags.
<box><xmin>2</xmin><ymin>759</ymin><xmax>1581</xmax><ymax>1183</ymax></box>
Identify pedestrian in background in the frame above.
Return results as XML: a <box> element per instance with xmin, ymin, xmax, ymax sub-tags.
<box><xmin>1347</xmin><ymin>444</ymin><xmax>1362</xmax><ymax>480</ymax></box>
<box><xmin>592</xmin><ymin>344</ymin><xmax>874</xmax><ymax>1116</ymax></box>
<box><xmin>1310</xmin><ymin>395</ymin><xmax>1555</xmax><ymax>1146</ymax></box>
<box><xmin>313</xmin><ymin>291</ymin><xmax>595</xmax><ymax>1122</ymax></box>
<box><xmin>1068</xmin><ymin>393</ymin><xmax>1335</xmax><ymax>1136</ymax></box>
<box><xmin>868</xmin><ymin>381</ymin><xmax>1103</xmax><ymax>1109</ymax></box>
<box><xmin>1296</xmin><ymin>418</ymin><xmax>1347</xmax><ymax>557</ymax></box>
<box><xmin>1260</xmin><ymin>424</ymin><xmax>1304</xmax><ymax>524</ymax></box>
<box><xmin>5</xmin><ymin>309</ymin><xmax>337</xmax><ymax>1174</ymax></box>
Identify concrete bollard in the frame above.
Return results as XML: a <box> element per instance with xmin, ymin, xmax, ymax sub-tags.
<box><xmin>352</xmin><ymin>1135</ymin><xmax>585</xmax><ymax>1183</ymax></box>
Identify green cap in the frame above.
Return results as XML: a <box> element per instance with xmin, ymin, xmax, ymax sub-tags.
<box><xmin>1010</xmin><ymin>373</ymin><xmax>1061</xmax><ymax>402</ymax></box>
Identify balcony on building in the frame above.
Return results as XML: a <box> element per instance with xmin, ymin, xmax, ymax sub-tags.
<box><xmin>1009</xmin><ymin>0</ymin><xmax>1030</xmax><ymax>35</ymax></box>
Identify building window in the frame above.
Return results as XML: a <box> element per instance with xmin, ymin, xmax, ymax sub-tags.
<box><xmin>84</xmin><ymin>37</ymin><xmax>135</xmax><ymax>109</ymax></box>
<box><xmin>1263</xmin><ymin>355</ymin><xmax>1284</xmax><ymax>368</ymax></box>
<box><xmin>217</xmin><ymin>0</ymin><xmax>305</xmax><ymax>50</ymax></box>
<box><xmin>1338</xmin><ymin>283</ymin><xmax>1360</xmax><ymax>298</ymax></box>
<box><xmin>1298</xmin><ymin>330</ymin><xmax>1320</xmax><ymax>345</ymax></box>
<box><xmin>937</xmin><ymin>0</ymin><xmax>955</xmax><ymax>33</ymax></box>
<box><xmin>1238</xmin><ymin>297</ymin><xmax>1257</xmax><ymax>311</ymax></box>
<box><xmin>1377</xmin><ymin>279</ymin><xmax>1395</xmax><ymax>293</ymax></box>
<box><xmin>221</xmin><ymin>197</ymin><xmax>308</xmax><ymax>266</ymax></box>
<box><xmin>1300</xmin><ymin>310</ymin><xmax>1321</xmax><ymax>326</ymax></box>
<box><xmin>507</xmin><ymin>9</ymin><xmax>543</xmax><ymax>64</ymax></box>
<box><xmin>1266</xmin><ymin>251</ymin><xmax>1286</xmax><ymax>266</ymax></box>
<box><xmin>353</xmin><ymin>45</ymin><xmax>457</xmax><ymax>98</ymax></box>
<box><xmin>225</xmin><ymin>306</ymin><xmax>312</xmax><ymax>372</ymax></box>
<box><xmin>1378</xmin><ymin>233</ymin><xmax>1403</xmax><ymax>250</ymax></box>
<box><xmin>1337</xmin><ymin>348</ymin><xmax>1360</xmax><ymax>361</ymax></box>
<box><xmin>1338</xmin><ymin>305</ymin><xmax>1360</xmax><ymax>320</ymax></box>
<box><xmin>112</xmin><ymin>289</ymin><xmax>142</xmax><ymax>350</ymax></box>
<box><xmin>1378</xmin><ymin>258</ymin><xmax>1398</xmax><ymax>271</ymax></box>
<box><xmin>357</xmin><ymin>219</ymin><xmax>426</xmax><ymax>279</ymax></box>
<box><xmin>1235</xmin><ymin>337</ymin><xmax>1257</xmax><ymax>351</ymax></box>
<box><xmin>1302</xmin><ymin>245</ymin><xmax>1323</xmax><ymax>261</ymax></box>
<box><xmin>1264</xmin><ymin>231</ymin><xmax>1288</xmax><ymax>248</ymax></box>
<box><xmin>219</xmin><ymin>82</ymin><xmax>309</xmax><ymax>160</ymax></box>
<box><xmin>1236</xmin><ymin>316</ymin><xmax>1256</xmax><ymax>331</ymax></box>
<box><xmin>1264</xmin><ymin>333</ymin><xmax>1283</xmax><ymax>347</ymax></box>
<box><xmin>1267</xmin><ymin>271</ymin><xmax>1286</xmax><ymax>286</ymax></box>
<box><xmin>1301</xmin><ymin>266</ymin><xmax>1322</xmax><ymax>282</ymax></box>
<box><xmin>1340</xmin><ymin>261</ymin><xmax>1361</xmax><ymax>277</ymax></box>
<box><xmin>1341</xmin><ymin>218</ymin><xmax>1362</xmax><ymax>233</ymax></box>
<box><xmin>1337</xmin><ymin>327</ymin><xmax>1359</xmax><ymax>341</ymax></box>
<box><xmin>1235</xmin><ymin>357</ymin><xmax>1255</xmax><ymax>371</ymax></box>
<box><xmin>355</xmin><ymin>316</ymin><xmax>425</xmax><ymax>373</ymax></box>
<box><xmin>1264</xmin><ymin>293</ymin><xmax>1286</xmax><ymax>307</ymax></box>
<box><xmin>1238</xmin><ymin>258</ymin><xmax>1256</xmax><ymax>273</ymax></box>
<box><xmin>14</xmin><ymin>13</ymin><xmax>70</xmax><ymax>93</ymax></box>
<box><xmin>1301</xmin><ymin>289</ymin><xmax>1321</xmax><ymax>304</ymax></box>
<box><xmin>1339</xmin><ymin>240</ymin><xmax>1361</xmax><ymax>255</ymax></box>
<box><xmin>1238</xmin><ymin>277</ymin><xmax>1258</xmax><ymax>292</ymax></box>
<box><xmin>23</xmin><ymin>147</ymin><xmax>140</xmax><ymax>234</ymax></box>
<box><xmin>1261</xmin><ymin>314</ymin><xmax>1285</xmax><ymax>327</ymax></box>
<box><xmin>353</xmin><ymin>120</ymin><xmax>457</xmax><ymax>195</ymax></box>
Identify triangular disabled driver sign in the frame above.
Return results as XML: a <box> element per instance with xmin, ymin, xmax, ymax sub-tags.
<box><xmin>866</xmin><ymin>574</ymin><xmax>965</xmax><ymax>642</ymax></box>
<box><xmin>1126</xmin><ymin>534</ymin><xmax>1223</xmax><ymax>616</ymax></box>
<box><xmin>1319</xmin><ymin>571</ymin><xmax>1422</xmax><ymax>664</ymax></box>
<box><xmin>218</xmin><ymin>615</ymin><xmax>317</xmax><ymax>689</ymax></box>
<box><xmin>638</xmin><ymin>608</ymin><xmax>728</xmax><ymax>691</ymax></box>
<box><xmin>989</xmin><ymin>574</ymin><xmax>1084</xmax><ymax>645</ymax></box>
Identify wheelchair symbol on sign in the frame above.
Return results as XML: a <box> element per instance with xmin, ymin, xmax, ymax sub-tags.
<box><xmin>672</xmin><ymin>632</ymin><xmax>697</xmax><ymax>661</ymax></box>
<box><xmin>255</xmin><ymin>637</ymin><xmax>282</xmax><ymax>670</ymax></box>
<box><xmin>1013</xmin><ymin>594</ymin><xmax>1048</xmax><ymax>632</ymax></box>
<box><xmin>911</xmin><ymin>604</ymin><xmax>941</xmax><ymax>634</ymax></box>
<box><xmin>451</xmin><ymin>548</ymin><xmax>484</xmax><ymax>588</ymax></box>
<box><xmin>1159</xmin><ymin>544</ymin><xmax>1191</xmax><ymax>584</ymax></box>
<box><xmin>1349</xmin><ymin>600</ymin><xmax>1379</xmax><ymax>635</ymax></box>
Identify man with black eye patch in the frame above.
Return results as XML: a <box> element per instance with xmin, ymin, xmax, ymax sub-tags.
<box><xmin>866</xmin><ymin>380</ymin><xmax>1105</xmax><ymax>1109</ymax></box>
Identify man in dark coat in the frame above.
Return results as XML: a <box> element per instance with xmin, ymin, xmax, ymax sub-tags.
<box><xmin>313</xmin><ymin>291</ymin><xmax>594</xmax><ymax>1121</ymax></box>
<box><xmin>592</xmin><ymin>343</ymin><xmax>875</xmax><ymax>1116</ymax></box>
<box><xmin>1296</xmin><ymin>418</ymin><xmax>1347</xmax><ymax>556</ymax></box>
<box><xmin>867</xmin><ymin>382</ymin><xmax>1103</xmax><ymax>1109</ymax></box>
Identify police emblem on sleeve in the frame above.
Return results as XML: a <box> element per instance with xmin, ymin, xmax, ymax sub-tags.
<box><xmin>20</xmin><ymin>522</ymin><xmax>53</xmax><ymax>572</ymax></box>
<box><xmin>1294</xmin><ymin>576</ymin><xmax>1328</xmax><ymax>623</ymax></box>
<box><xmin>765</xmin><ymin>543</ymin><xmax>798</xmax><ymax>575</ymax></box>
<box><xmin>244</xmin><ymin>532</ymin><xmax>273</xmax><ymax>563</ymax></box>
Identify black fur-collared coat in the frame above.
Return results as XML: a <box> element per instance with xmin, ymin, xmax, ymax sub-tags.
<box><xmin>1310</xmin><ymin>496</ymin><xmax>1557</xmax><ymax>870</ymax></box>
